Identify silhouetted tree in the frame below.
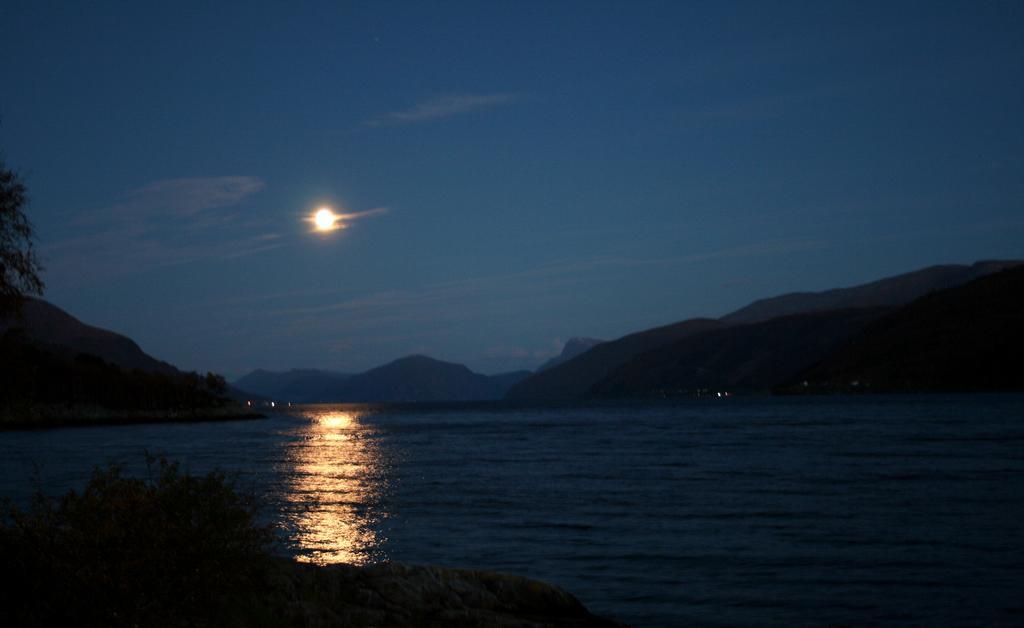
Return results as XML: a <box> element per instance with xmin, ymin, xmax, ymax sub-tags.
<box><xmin>206</xmin><ymin>371</ymin><xmax>227</xmax><ymax>395</ymax></box>
<box><xmin>0</xmin><ymin>159</ymin><xmax>44</xmax><ymax>317</ymax></box>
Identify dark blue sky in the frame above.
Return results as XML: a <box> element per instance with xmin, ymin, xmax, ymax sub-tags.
<box><xmin>2</xmin><ymin>1</ymin><xmax>1022</xmax><ymax>377</ymax></box>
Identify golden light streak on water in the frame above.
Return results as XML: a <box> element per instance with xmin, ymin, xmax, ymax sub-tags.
<box><xmin>281</xmin><ymin>407</ymin><xmax>386</xmax><ymax>565</ymax></box>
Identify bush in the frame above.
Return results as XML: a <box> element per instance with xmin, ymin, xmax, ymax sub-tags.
<box><xmin>0</xmin><ymin>458</ymin><xmax>273</xmax><ymax>626</ymax></box>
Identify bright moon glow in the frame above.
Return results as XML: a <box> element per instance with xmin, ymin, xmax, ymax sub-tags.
<box><xmin>307</xmin><ymin>204</ymin><xmax>386</xmax><ymax>235</ymax></box>
<box><xmin>314</xmin><ymin>208</ymin><xmax>340</xmax><ymax>231</ymax></box>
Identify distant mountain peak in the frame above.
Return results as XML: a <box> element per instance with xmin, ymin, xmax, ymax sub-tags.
<box><xmin>233</xmin><ymin>354</ymin><xmax>528</xmax><ymax>403</ymax></box>
<box><xmin>507</xmin><ymin>319</ymin><xmax>721</xmax><ymax>401</ymax></box>
<box><xmin>536</xmin><ymin>337</ymin><xmax>604</xmax><ymax>372</ymax></box>
<box><xmin>334</xmin><ymin>353</ymin><xmax>519</xmax><ymax>402</ymax></box>
<box><xmin>564</xmin><ymin>337</ymin><xmax>603</xmax><ymax>352</ymax></box>
<box><xmin>391</xmin><ymin>354</ymin><xmax>449</xmax><ymax>364</ymax></box>
<box><xmin>376</xmin><ymin>354</ymin><xmax>472</xmax><ymax>372</ymax></box>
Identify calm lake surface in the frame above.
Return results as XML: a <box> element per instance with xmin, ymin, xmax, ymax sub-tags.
<box><xmin>2</xmin><ymin>395</ymin><xmax>1022</xmax><ymax>626</ymax></box>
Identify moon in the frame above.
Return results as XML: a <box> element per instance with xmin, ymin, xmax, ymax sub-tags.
<box><xmin>308</xmin><ymin>204</ymin><xmax>387</xmax><ymax>235</ymax></box>
<box><xmin>313</xmin><ymin>207</ymin><xmax>340</xmax><ymax>232</ymax></box>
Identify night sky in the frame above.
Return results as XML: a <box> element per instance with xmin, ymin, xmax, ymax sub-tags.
<box><xmin>2</xmin><ymin>1</ymin><xmax>1022</xmax><ymax>378</ymax></box>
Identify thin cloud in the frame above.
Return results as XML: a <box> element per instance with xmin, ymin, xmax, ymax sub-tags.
<box><xmin>337</xmin><ymin>206</ymin><xmax>389</xmax><ymax>221</ymax></box>
<box><xmin>234</xmin><ymin>237</ymin><xmax>827</xmax><ymax>371</ymax></box>
<box><xmin>680</xmin><ymin>80</ymin><xmax>867</xmax><ymax>128</ymax></box>
<box><xmin>44</xmin><ymin>176</ymin><xmax>274</xmax><ymax>283</ymax></box>
<box><xmin>483</xmin><ymin>338</ymin><xmax>563</xmax><ymax>362</ymax></box>
<box><xmin>75</xmin><ymin>176</ymin><xmax>265</xmax><ymax>225</ymax></box>
<box><xmin>365</xmin><ymin>93</ymin><xmax>518</xmax><ymax>127</ymax></box>
<box><xmin>242</xmin><ymin>238</ymin><xmax>826</xmax><ymax>317</ymax></box>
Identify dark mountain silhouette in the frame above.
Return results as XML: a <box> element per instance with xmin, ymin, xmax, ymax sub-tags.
<box><xmin>0</xmin><ymin>300</ymin><xmax>251</xmax><ymax>427</ymax></box>
<box><xmin>504</xmin><ymin>319</ymin><xmax>724</xmax><ymax>401</ymax></box>
<box><xmin>722</xmin><ymin>260</ymin><xmax>1020</xmax><ymax>325</ymax></box>
<box><xmin>591</xmin><ymin>307</ymin><xmax>889</xmax><ymax>397</ymax></box>
<box><xmin>233</xmin><ymin>368</ymin><xmax>352</xmax><ymax>403</ymax></box>
<box><xmin>783</xmin><ymin>266</ymin><xmax>1024</xmax><ymax>393</ymax></box>
<box><xmin>506</xmin><ymin>259</ymin><xmax>1022</xmax><ymax>401</ymax></box>
<box><xmin>0</xmin><ymin>298</ymin><xmax>177</xmax><ymax>375</ymax></box>
<box><xmin>333</xmin><ymin>355</ymin><xmax>528</xmax><ymax>403</ymax></box>
<box><xmin>0</xmin><ymin>299</ymin><xmax>262</xmax><ymax>404</ymax></box>
<box><xmin>237</xmin><ymin>357</ymin><xmax>531</xmax><ymax>403</ymax></box>
<box><xmin>536</xmin><ymin>337</ymin><xmax>604</xmax><ymax>372</ymax></box>
<box><xmin>486</xmin><ymin>369</ymin><xmax>533</xmax><ymax>394</ymax></box>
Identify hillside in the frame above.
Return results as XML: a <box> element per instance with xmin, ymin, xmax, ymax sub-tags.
<box><xmin>332</xmin><ymin>355</ymin><xmax>527</xmax><ymax>403</ymax></box>
<box><xmin>0</xmin><ymin>300</ymin><xmax>254</xmax><ymax>428</ymax></box>
<box><xmin>335</xmin><ymin>355</ymin><xmax>523</xmax><ymax>403</ymax></box>
<box><xmin>1</xmin><ymin>298</ymin><xmax>177</xmax><ymax>375</ymax></box>
<box><xmin>536</xmin><ymin>337</ymin><xmax>604</xmax><ymax>372</ymax></box>
<box><xmin>722</xmin><ymin>260</ymin><xmax>1020</xmax><ymax>325</ymax></box>
<box><xmin>486</xmin><ymin>369</ymin><xmax>534</xmax><ymax>394</ymax></box>
<box><xmin>506</xmin><ymin>259</ymin><xmax>1022</xmax><ymax>402</ymax></box>
<box><xmin>504</xmin><ymin>319</ymin><xmax>723</xmax><ymax>401</ymax></box>
<box><xmin>591</xmin><ymin>307</ymin><xmax>889</xmax><ymax>396</ymax></box>
<box><xmin>785</xmin><ymin>266</ymin><xmax>1024</xmax><ymax>392</ymax></box>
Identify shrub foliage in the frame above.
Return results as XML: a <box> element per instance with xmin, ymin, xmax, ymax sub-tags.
<box><xmin>0</xmin><ymin>458</ymin><xmax>273</xmax><ymax>626</ymax></box>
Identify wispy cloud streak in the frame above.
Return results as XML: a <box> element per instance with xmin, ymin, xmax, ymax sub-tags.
<box><xmin>337</xmin><ymin>206</ymin><xmax>389</xmax><ymax>221</ymax></box>
<box><xmin>254</xmin><ymin>237</ymin><xmax>826</xmax><ymax>321</ymax></box>
<box><xmin>365</xmin><ymin>93</ymin><xmax>517</xmax><ymax>127</ymax></box>
<box><xmin>44</xmin><ymin>176</ymin><xmax>276</xmax><ymax>283</ymax></box>
<box><xmin>203</xmin><ymin>237</ymin><xmax>826</xmax><ymax>372</ymax></box>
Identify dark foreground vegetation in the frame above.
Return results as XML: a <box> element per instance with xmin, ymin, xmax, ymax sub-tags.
<box><xmin>0</xmin><ymin>459</ymin><xmax>271</xmax><ymax>626</ymax></box>
<box><xmin>0</xmin><ymin>330</ymin><xmax>259</xmax><ymax>429</ymax></box>
<box><xmin>0</xmin><ymin>460</ymin><xmax>619</xmax><ymax>627</ymax></box>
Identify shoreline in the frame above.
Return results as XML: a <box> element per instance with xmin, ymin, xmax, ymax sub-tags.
<box><xmin>0</xmin><ymin>403</ymin><xmax>266</xmax><ymax>431</ymax></box>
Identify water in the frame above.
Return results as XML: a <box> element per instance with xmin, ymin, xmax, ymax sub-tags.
<box><xmin>1</xmin><ymin>395</ymin><xmax>1022</xmax><ymax>626</ymax></box>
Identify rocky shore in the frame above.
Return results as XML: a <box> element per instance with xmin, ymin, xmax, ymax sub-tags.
<box><xmin>265</xmin><ymin>559</ymin><xmax>624</xmax><ymax>627</ymax></box>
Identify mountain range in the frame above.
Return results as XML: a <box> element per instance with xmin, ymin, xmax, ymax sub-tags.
<box><xmin>504</xmin><ymin>319</ymin><xmax>724</xmax><ymax>401</ymax></box>
<box><xmin>7</xmin><ymin>260</ymin><xmax>1021</xmax><ymax>404</ymax></box>
<box><xmin>331</xmin><ymin>356</ymin><xmax>528</xmax><ymax>403</ymax></box>
<box><xmin>719</xmin><ymin>260</ymin><xmax>1021</xmax><ymax>324</ymax></box>
<box><xmin>590</xmin><ymin>307</ymin><xmax>889</xmax><ymax>397</ymax></box>
<box><xmin>505</xmin><ymin>260</ymin><xmax>1023</xmax><ymax>400</ymax></box>
<box><xmin>233</xmin><ymin>357</ymin><xmax>529</xmax><ymax>403</ymax></box>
